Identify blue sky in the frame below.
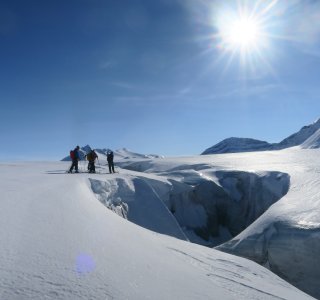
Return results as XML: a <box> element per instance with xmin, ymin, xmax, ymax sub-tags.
<box><xmin>1</xmin><ymin>0</ymin><xmax>320</xmax><ymax>160</ymax></box>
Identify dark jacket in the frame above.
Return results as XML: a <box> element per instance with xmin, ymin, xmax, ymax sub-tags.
<box><xmin>107</xmin><ymin>151</ymin><xmax>114</xmax><ymax>162</ymax></box>
<box><xmin>73</xmin><ymin>148</ymin><xmax>80</xmax><ymax>161</ymax></box>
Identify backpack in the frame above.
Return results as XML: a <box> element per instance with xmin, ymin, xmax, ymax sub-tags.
<box><xmin>86</xmin><ymin>151</ymin><xmax>97</xmax><ymax>161</ymax></box>
<box><xmin>86</xmin><ymin>152</ymin><xmax>93</xmax><ymax>161</ymax></box>
<box><xmin>70</xmin><ymin>150</ymin><xmax>75</xmax><ymax>160</ymax></box>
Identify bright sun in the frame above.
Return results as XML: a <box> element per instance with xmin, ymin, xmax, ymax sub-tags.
<box><xmin>193</xmin><ymin>1</ymin><xmax>282</xmax><ymax>76</ymax></box>
<box><xmin>227</xmin><ymin>18</ymin><xmax>261</xmax><ymax>48</ymax></box>
<box><xmin>217</xmin><ymin>13</ymin><xmax>264</xmax><ymax>53</ymax></box>
<box><xmin>209</xmin><ymin>0</ymin><xmax>278</xmax><ymax>66</ymax></box>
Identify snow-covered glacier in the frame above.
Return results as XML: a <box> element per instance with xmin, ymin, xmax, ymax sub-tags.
<box><xmin>0</xmin><ymin>160</ymin><xmax>313</xmax><ymax>300</ymax></box>
<box><xmin>1</xmin><ymin>143</ymin><xmax>320</xmax><ymax>299</ymax></box>
<box><xmin>116</xmin><ymin>147</ymin><xmax>320</xmax><ymax>299</ymax></box>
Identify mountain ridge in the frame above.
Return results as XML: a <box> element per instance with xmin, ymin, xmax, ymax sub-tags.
<box><xmin>202</xmin><ymin>118</ymin><xmax>320</xmax><ymax>155</ymax></box>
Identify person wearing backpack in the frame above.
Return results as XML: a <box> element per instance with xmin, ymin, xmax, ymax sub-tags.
<box><xmin>68</xmin><ymin>146</ymin><xmax>80</xmax><ymax>173</ymax></box>
<box><xmin>107</xmin><ymin>150</ymin><xmax>115</xmax><ymax>173</ymax></box>
<box><xmin>85</xmin><ymin>149</ymin><xmax>98</xmax><ymax>173</ymax></box>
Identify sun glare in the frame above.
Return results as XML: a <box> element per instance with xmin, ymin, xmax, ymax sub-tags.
<box><xmin>208</xmin><ymin>0</ymin><xmax>279</xmax><ymax>71</ymax></box>
<box><xmin>216</xmin><ymin>12</ymin><xmax>265</xmax><ymax>54</ymax></box>
<box><xmin>227</xmin><ymin>18</ymin><xmax>261</xmax><ymax>49</ymax></box>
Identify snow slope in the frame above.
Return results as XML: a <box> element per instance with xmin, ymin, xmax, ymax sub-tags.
<box><xmin>0</xmin><ymin>161</ymin><xmax>313</xmax><ymax>300</ymax></box>
<box><xmin>301</xmin><ymin>128</ymin><xmax>320</xmax><ymax>149</ymax></box>
<box><xmin>278</xmin><ymin>118</ymin><xmax>320</xmax><ymax>149</ymax></box>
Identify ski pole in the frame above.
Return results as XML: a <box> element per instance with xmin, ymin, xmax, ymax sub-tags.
<box><xmin>97</xmin><ymin>158</ymin><xmax>101</xmax><ymax>174</ymax></box>
<box><xmin>82</xmin><ymin>158</ymin><xmax>86</xmax><ymax>173</ymax></box>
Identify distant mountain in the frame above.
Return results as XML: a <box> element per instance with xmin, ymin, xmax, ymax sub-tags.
<box><xmin>202</xmin><ymin>138</ymin><xmax>273</xmax><ymax>155</ymax></box>
<box><xmin>202</xmin><ymin>118</ymin><xmax>320</xmax><ymax>155</ymax></box>
<box><xmin>115</xmin><ymin>148</ymin><xmax>163</xmax><ymax>160</ymax></box>
<box><xmin>61</xmin><ymin>146</ymin><xmax>163</xmax><ymax>161</ymax></box>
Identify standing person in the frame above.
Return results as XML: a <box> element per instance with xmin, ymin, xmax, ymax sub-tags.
<box><xmin>68</xmin><ymin>146</ymin><xmax>80</xmax><ymax>173</ymax></box>
<box><xmin>107</xmin><ymin>150</ymin><xmax>115</xmax><ymax>173</ymax></box>
<box><xmin>86</xmin><ymin>149</ymin><xmax>98</xmax><ymax>173</ymax></box>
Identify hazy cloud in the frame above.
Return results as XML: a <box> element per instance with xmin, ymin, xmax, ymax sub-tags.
<box><xmin>286</xmin><ymin>1</ymin><xmax>320</xmax><ymax>55</ymax></box>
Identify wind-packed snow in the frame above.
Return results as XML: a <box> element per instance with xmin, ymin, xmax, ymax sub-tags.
<box><xmin>0</xmin><ymin>158</ymin><xmax>314</xmax><ymax>300</ymax></box>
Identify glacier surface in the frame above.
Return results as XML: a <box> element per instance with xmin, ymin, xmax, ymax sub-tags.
<box><xmin>0</xmin><ymin>154</ymin><xmax>316</xmax><ymax>300</ymax></box>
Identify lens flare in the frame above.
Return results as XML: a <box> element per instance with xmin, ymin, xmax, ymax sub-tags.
<box><xmin>76</xmin><ymin>253</ymin><xmax>95</xmax><ymax>274</ymax></box>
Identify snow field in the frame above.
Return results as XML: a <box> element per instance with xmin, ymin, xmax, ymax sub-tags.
<box><xmin>0</xmin><ymin>160</ymin><xmax>314</xmax><ymax>299</ymax></box>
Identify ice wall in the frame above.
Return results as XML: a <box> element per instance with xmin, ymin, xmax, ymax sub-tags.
<box><xmin>88</xmin><ymin>168</ymin><xmax>290</xmax><ymax>249</ymax></box>
<box><xmin>89</xmin><ymin>177</ymin><xmax>187</xmax><ymax>241</ymax></box>
<box><xmin>168</xmin><ymin>171</ymin><xmax>290</xmax><ymax>246</ymax></box>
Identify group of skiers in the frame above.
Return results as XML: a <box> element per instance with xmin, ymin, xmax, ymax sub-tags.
<box><xmin>68</xmin><ymin>146</ymin><xmax>115</xmax><ymax>174</ymax></box>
